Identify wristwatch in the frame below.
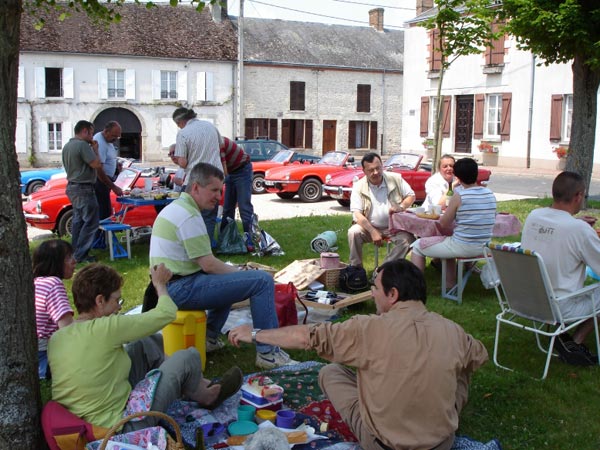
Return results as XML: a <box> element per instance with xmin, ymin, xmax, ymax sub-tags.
<box><xmin>251</xmin><ymin>328</ymin><xmax>262</xmax><ymax>344</ymax></box>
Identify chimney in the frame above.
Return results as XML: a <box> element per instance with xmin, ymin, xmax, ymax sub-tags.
<box><xmin>416</xmin><ymin>0</ymin><xmax>434</xmax><ymax>16</ymax></box>
<box><xmin>369</xmin><ymin>8</ymin><xmax>384</xmax><ymax>32</ymax></box>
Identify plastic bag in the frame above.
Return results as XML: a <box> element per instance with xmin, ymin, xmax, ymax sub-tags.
<box><xmin>480</xmin><ymin>260</ymin><xmax>500</xmax><ymax>289</ymax></box>
<box><xmin>216</xmin><ymin>218</ymin><xmax>247</xmax><ymax>254</ymax></box>
<box><xmin>250</xmin><ymin>214</ymin><xmax>285</xmax><ymax>257</ymax></box>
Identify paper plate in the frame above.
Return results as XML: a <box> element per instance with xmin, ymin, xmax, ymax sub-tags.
<box><xmin>228</xmin><ymin>420</ymin><xmax>259</xmax><ymax>436</ymax></box>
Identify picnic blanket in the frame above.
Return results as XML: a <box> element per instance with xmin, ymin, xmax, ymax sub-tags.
<box><xmin>311</xmin><ymin>231</ymin><xmax>338</xmax><ymax>253</ymax></box>
<box><xmin>161</xmin><ymin>361</ymin><xmax>501</xmax><ymax>450</ymax></box>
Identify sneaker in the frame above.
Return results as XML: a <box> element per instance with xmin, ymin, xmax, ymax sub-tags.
<box><xmin>244</xmin><ymin>232</ymin><xmax>255</xmax><ymax>253</ymax></box>
<box><xmin>554</xmin><ymin>333</ymin><xmax>598</xmax><ymax>366</ymax></box>
<box><xmin>255</xmin><ymin>348</ymin><xmax>298</xmax><ymax>370</ymax></box>
<box><xmin>206</xmin><ymin>337</ymin><xmax>225</xmax><ymax>353</ymax></box>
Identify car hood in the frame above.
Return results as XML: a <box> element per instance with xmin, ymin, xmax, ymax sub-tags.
<box><xmin>325</xmin><ymin>169</ymin><xmax>364</xmax><ymax>186</ymax></box>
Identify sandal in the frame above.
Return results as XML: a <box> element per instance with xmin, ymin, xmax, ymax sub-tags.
<box><xmin>205</xmin><ymin>366</ymin><xmax>243</xmax><ymax>410</ymax></box>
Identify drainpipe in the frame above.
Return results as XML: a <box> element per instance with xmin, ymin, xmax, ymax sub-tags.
<box><xmin>526</xmin><ymin>54</ymin><xmax>536</xmax><ymax>168</ymax></box>
<box><xmin>236</xmin><ymin>0</ymin><xmax>244</xmax><ymax>138</ymax></box>
<box><xmin>381</xmin><ymin>69</ymin><xmax>386</xmax><ymax>155</ymax></box>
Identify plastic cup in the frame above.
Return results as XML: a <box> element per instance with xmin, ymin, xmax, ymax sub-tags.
<box><xmin>237</xmin><ymin>405</ymin><xmax>256</xmax><ymax>422</ymax></box>
<box><xmin>276</xmin><ymin>409</ymin><xmax>296</xmax><ymax>428</ymax></box>
<box><xmin>432</xmin><ymin>205</ymin><xmax>442</xmax><ymax>215</ymax></box>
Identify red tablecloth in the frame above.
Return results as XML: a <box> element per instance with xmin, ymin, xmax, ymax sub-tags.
<box><xmin>389</xmin><ymin>212</ymin><xmax>522</xmax><ymax>249</ymax></box>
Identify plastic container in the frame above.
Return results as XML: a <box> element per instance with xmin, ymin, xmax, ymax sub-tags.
<box><xmin>240</xmin><ymin>396</ymin><xmax>283</xmax><ymax>411</ymax></box>
<box><xmin>228</xmin><ymin>420</ymin><xmax>259</xmax><ymax>436</ymax></box>
<box><xmin>162</xmin><ymin>310</ymin><xmax>207</xmax><ymax>369</ymax></box>
<box><xmin>200</xmin><ymin>422</ymin><xmax>227</xmax><ymax>446</ymax></box>
<box><xmin>241</xmin><ymin>383</ymin><xmax>284</xmax><ymax>405</ymax></box>
<box><xmin>255</xmin><ymin>409</ymin><xmax>276</xmax><ymax>424</ymax></box>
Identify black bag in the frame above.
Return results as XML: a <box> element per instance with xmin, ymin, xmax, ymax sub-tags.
<box><xmin>338</xmin><ymin>265</ymin><xmax>369</xmax><ymax>293</ymax></box>
<box><xmin>216</xmin><ymin>218</ymin><xmax>248</xmax><ymax>254</ymax></box>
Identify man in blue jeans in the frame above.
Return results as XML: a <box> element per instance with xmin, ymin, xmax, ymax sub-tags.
<box><xmin>62</xmin><ymin>120</ymin><xmax>102</xmax><ymax>263</ymax></box>
<box><xmin>149</xmin><ymin>162</ymin><xmax>296</xmax><ymax>369</ymax></box>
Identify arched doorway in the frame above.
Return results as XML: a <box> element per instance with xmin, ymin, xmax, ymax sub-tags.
<box><xmin>94</xmin><ymin>107</ymin><xmax>142</xmax><ymax>160</ymax></box>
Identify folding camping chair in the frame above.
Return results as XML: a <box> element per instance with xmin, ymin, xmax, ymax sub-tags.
<box><xmin>484</xmin><ymin>244</ymin><xmax>600</xmax><ymax>379</ymax></box>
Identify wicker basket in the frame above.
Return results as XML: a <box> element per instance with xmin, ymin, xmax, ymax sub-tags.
<box><xmin>317</xmin><ymin>262</ymin><xmax>348</xmax><ymax>290</ymax></box>
<box><xmin>98</xmin><ymin>410</ymin><xmax>184</xmax><ymax>450</ymax></box>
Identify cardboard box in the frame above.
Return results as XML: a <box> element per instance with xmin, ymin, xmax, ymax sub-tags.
<box><xmin>274</xmin><ymin>259</ymin><xmax>347</xmax><ymax>291</ymax></box>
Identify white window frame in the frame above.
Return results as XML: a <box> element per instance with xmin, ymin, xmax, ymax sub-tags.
<box><xmin>428</xmin><ymin>96</ymin><xmax>439</xmax><ymax>138</ymax></box>
<box><xmin>161</xmin><ymin>71</ymin><xmax>177</xmax><ymax>99</ymax></box>
<box><xmin>563</xmin><ymin>94</ymin><xmax>573</xmax><ymax>141</ymax></box>
<box><xmin>485</xmin><ymin>93</ymin><xmax>502</xmax><ymax>138</ymax></box>
<box><xmin>107</xmin><ymin>69</ymin><xmax>126</xmax><ymax>99</ymax></box>
<box><xmin>48</xmin><ymin>123</ymin><xmax>63</xmax><ymax>152</ymax></box>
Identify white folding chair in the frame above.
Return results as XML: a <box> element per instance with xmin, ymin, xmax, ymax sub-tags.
<box><xmin>484</xmin><ymin>244</ymin><xmax>600</xmax><ymax>379</ymax></box>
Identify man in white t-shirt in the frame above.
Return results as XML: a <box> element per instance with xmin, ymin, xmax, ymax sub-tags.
<box><xmin>348</xmin><ymin>153</ymin><xmax>416</xmax><ymax>268</ymax></box>
<box><xmin>521</xmin><ymin>171</ymin><xmax>600</xmax><ymax>366</ymax></box>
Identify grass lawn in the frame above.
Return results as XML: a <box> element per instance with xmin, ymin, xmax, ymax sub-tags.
<box><xmin>35</xmin><ymin>198</ymin><xmax>600</xmax><ymax>449</ymax></box>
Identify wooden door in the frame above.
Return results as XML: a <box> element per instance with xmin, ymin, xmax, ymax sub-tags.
<box><xmin>322</xmin><ymin>120</ymin><xmax>336</xmax><ymax>154</ymax></box>
<box><xmin>454</xmin><ymin>95</ymin><xmax>474</xmax><ymax>153</ymax></box>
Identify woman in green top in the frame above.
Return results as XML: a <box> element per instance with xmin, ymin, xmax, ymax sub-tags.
<box><xmin>48</xmin><ymin>263</ymin><xmax>242</xmax><ymax>431</ymax></box>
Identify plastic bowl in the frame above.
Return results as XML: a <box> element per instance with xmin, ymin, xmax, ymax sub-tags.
<box><xmin>255</xmin><ymin>409</ymin><xmax>277</xmax><ymax>424</ymax></box>
<box><xmin>227</xmin><ymin>420</ymin><xmax>259</xmax><ymax>436</ymax></box>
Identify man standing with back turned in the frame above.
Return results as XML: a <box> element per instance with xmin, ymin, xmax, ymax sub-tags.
<box><xmin>62</xmin><ymin>120</ymin><xmax>102</xmax><ymax>263</ymax></box>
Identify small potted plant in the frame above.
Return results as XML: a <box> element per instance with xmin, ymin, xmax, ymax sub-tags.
<box><xmin>422</xmin><ymin>138</ymin><xmax>434</xmax><ymax>149</ymax></box>
<box><xmin>478</xmin><ymin>141</ymin><xmax>498</xmax><ymax>153</ymax></box>
<box><xmin>478</xmin><ymin>141</ymin><xmax>498</xmax><ymax>166</ymax></box>
<box><xmin>553</xmin><ymin>146</ymin><xmax>569</xmax><ymax>170</ymax></box>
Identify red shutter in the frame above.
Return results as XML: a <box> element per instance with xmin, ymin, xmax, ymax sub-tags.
<box><xmin>304</xmin><ymin>120</ymin><xmax>313</xmax><ymax>149</ymax></box>
<box><xmin>369</xmin><ymin>121</ymin><xmax>378</xmax><ymax>150</ymax></box>
<box><xmin>420</xmin><ymin>97</ymin><xmax>430</xmax><ymax>137</ymax></box>
<box><xmin>486</xmin><ymin>21</ymin><xmax>505</xmax><ymax>65</ymax></box>
<box><xmin>442</xmin><ymin>96</ymin><xmax>451</xmax><ymax>137</ymax></box>
<box><xmin>348</xmin><ymin>121</ymin><xmax>357</xmax><ymax>149</ymax></box>
<box><xmin>473</xmin><ymin>94</ymin><xmax>485</xmax><ymax>138</ymax></box>
<box><xmin>430</xmin><ymin>28</ymin><xmax>442</xmax><ymax>71</ymax></box>
<box><xmin>269</xmin><ymin>119</ymin><xmax>277</xmax><ymax>140</ymax></box>
<box><xmin>549</xmin><ymin>94</ymin><xmax>563</xmax><ymax>142</ymax></box>
<box><xmin>282</xmin><ymin>119</ymin><xmax>291</xmax><ymax>147</ymax></box>
<box><xmin>500</xmin><ymin>93</ymin><xmax>512</xmax><ymax>141</ymax></box>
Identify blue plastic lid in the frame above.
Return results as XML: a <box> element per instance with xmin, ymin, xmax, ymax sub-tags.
<box><xmin>228</xmin><ymin>420</ymin><xmax>259</xmax><ymax>436</ymax></box>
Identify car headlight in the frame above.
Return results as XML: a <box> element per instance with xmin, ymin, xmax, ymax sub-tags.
<box><xmin>325</xmin><ymin>174</ymin><xmax>332</xmax><ymax>183</ymax></box>
<box><xmin>36</xmin><ymin>200</ymin><xmax>42</xmax><ymax>214</ymax></box>
<box><xmin>284</xmin><ymin>174</ymin><xmax>290</xmax><ymax>181</ymax></box>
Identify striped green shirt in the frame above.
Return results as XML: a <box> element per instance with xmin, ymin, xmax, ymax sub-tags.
<box><xmin>149</xmin><ymin>193</ymin><xmax>212</xmax><ymax>275</ymax></box>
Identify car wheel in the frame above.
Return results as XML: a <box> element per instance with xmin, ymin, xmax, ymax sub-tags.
<box><xmin>57</xmin><ymin>209</ymin><xmax>73</xmax><ymax>237</ymax></box>
<box><xmin>276</xmin><ymin>192</ymin><xmax>296</xmax><ymax>200</ymax></box>
<box><xmin>337</xmin><ymin>199</ymin><xmax>350</xmax><ymax>207</ymax></box>
<box><xmin>299</xmin><ymin>179</ymin><xmax>322</xmax><ymax>202</ymax></box>
<box><xmin>27</xmin><ymin>180</ymin><xmax>45</xmax><ymax>195</ymax></box>
<box><xmin>252</xmin><ymin>173</ymin><xmax>266</xmax><ymax>194</ymax></box>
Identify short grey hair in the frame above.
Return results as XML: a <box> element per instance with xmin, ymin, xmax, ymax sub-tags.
<box><xmin>185</xmin><ymin>163</ymin><xmax>224</xmax><ymax>193</ymax></box>
<box><xmin>244</xmin><ymin>428</ymin><xmax>289</xmax><ymax>450</ymax></box>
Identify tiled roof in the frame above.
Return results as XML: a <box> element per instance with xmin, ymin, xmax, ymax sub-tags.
<box><xmin>20</xmin><ymin>3</ymin><xmax>237</xmax><ymax>61</ymax></box>
<box><xmin>241</xmin><ymin>18</ymin><xmax>403</xmax><ymax>72</ymax></box>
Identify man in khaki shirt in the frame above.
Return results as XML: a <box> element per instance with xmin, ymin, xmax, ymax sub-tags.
<box><xmin>229</xmin><ymin>259</ymin><xmax>488</xmax><ymax>450</ymax></box>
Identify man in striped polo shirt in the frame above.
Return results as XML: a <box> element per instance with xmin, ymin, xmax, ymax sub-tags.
<box><xmin>149</xmin><ymin>162</ymin><xmax>296</xmax><ymax>369</ymax></box>
<box><xmin>220</xmin><ymin>137</ymin><xmax>255</xmax><ymax>251</ymax></box>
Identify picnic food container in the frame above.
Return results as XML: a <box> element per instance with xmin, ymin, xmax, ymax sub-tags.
<box><xmin>227</xmin><ymin>420</ymin><xmax>258</xmax><ymax>436</ymax></box>
<box><xmin>162</xmin><ymin>310</ymin><xmax>207</xmax><ymax>369</ymax></box>
<box><xmin>320</xmin><ymin>252</ymin><xmax>340</xmax><ymax>269</ymax></box>
<box><xmin>240</xmin><ymin>396</ymin><xmax>283</xmax><ymax>411</ymax></box>
<box><xmin>255</xmin><ymin>409</ymin><xmax>277</xmax><ymax>424</ymax></box>
<box><xmin>237</xmin><ymin>405</ymin><xmax>256</xmax><ymax>422</ymax></box>
<box><xmin>241</xmin><ymin>383</ymin><xmax>284</xmax><ymax>405</ymax></box>
<box><xmin>200</xmin><ymin>423</ymin><xmax>227</xmax><ymax>447</ymax></box>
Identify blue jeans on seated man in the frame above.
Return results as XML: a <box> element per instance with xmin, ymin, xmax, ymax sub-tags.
<box><xmin>222</xmin><ymin>162</ymin><xmax>254</xmax><ymax>234</ymax></box>
<box><xmin>66</xmin><ymin>183</ymin><xmax>99</xmax><ymax>262</ymax></box>
<box><xmin>166</xmin><ymin>269</ymin><xmax>278</xmax><ymax>354</ymax></box>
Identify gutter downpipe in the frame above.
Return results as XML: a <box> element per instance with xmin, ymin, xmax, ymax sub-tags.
<box><xmin>526</xmin><ymin>54</ymin><xmax>536</xmax><ymax>168</ymax></box>
<box><xmin>381</xmin><ymin>68</ymin><xmax>386</xmax><ymax>155</ymax></box>
<box><xmin>236</xmin><ymin>0</ymin><xmax>244</xmax><ymax>138</ymax></box>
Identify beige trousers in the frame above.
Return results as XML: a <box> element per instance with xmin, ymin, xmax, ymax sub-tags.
<box><xmin>347</xmin><ymin>224</ymin><xmax>415</xmax><ymax>267</ymax></box>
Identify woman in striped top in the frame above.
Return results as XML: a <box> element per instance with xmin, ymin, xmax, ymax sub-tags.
<box><xmin>411</xmin><ymin>158</ymin><xmax>497</xmax><ymax>288</ymax></box>
<box><xmin>33</xmin><ymin>239</ymin><xmax>75</xmax><ymax>379</ymax></box>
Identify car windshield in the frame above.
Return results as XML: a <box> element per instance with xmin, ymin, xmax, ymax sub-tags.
<box><xmin>115</xmin><ymin>168</ymin><xmax>138</xmax><ymax>190</ymax></box>
<box><xmin>270</xmin><ymin>150</ymin><xmax>293</xmax><ymax>163</ymax></box>
<box><xmin>319</xmin><ymin>151</ymin><xmax>348</xmax><ymax>166</ymax></box>
<box><xmin>384</xmin><ymin>154</ymin><xmax>421</xmax><ymax>170</ymax></box>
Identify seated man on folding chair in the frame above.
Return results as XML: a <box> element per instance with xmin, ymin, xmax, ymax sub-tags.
<box><xmin>411</xmin><ymin>158</ymin><xmax>497</xmax><ymax>289</ymax></box>
<box><xmin>348</xmin><ymin>152</ymin><xmax>416</xmax><ymax>268</ymax></box>
<box><xmin>522</xmin><ymin>171</ymin><xmax>600</xmax><ymax>366</ymax></box>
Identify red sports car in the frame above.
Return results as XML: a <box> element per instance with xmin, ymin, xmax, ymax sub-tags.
<box><xmin>323</xmin><ymin>153</ymin><xmax>491</xmax><ymax>207</ymax></box>
<box><xmin>263</xmin><ymin>151</ymin><xmax>357</xmax><ymax>202</ymax></box>
<box><xmin>23</xmin><ymin>168</ymin><xmax>164</xmax><ymax>237</ymax></box>
<box><xmin>252</xmin><ymin>150</ymin><xmax>321</xmax><ymax>194</ymax></box>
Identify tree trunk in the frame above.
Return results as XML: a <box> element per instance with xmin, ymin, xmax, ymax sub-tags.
<box><xmin>567</xmin><ymin>53</ymin><xmax>600</xmax><ymax>202</ymax></box>
<box><xmin>0</xmin><ymin>1</ymin><xmax>44</xmax><ymax>449</ymax></box>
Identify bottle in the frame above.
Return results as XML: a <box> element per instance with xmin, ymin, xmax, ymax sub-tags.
<box><xmin>445</xmin><ymin>185</ymin><xmax>453</xmax><ymax>207</ymax></box>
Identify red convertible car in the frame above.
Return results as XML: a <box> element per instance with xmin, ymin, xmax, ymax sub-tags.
<box><xmin>323</xmin><ymin>153</ymin><xmax>491</xmax><ymax>207</ymax></box>
<box><xmin>264</xmin><ymin>151</ymin><xmax>357</xmax><ymax>202</ymax></box>
<box><xmin>23</xmin><ymin>168</ymin><xmax>164</xmax><ymax>237</ymax></box>
<box><xmin>252</xmin><ymin>150</ymin><xmax>321</xmax><ymax>194</ymax></box>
